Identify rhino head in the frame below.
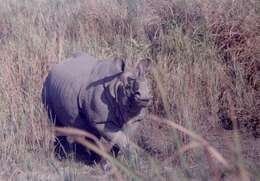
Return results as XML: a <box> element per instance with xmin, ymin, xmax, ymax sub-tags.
<box><xmin>107</xmin><ymin>58</ymin><xmax>152</xmax><ymax>119</ymax></box>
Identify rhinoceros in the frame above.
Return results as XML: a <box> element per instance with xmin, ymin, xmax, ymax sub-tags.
<box><xmin>42</xmin><ymin>53</ymin><xmax>152</xmax><ymax>160</ymax></box>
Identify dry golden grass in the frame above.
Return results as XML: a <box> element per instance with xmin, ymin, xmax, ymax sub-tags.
<box><xmin>0</xmin><ymin>0</ymin><xmax>259</xmax><ymax>180</ymax></box>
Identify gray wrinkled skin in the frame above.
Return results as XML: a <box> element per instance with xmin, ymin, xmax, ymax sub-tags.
<box><xmin>42</xmin><ymin>53</ymin><xmax>152</xmax><ymax>150</ymax></box>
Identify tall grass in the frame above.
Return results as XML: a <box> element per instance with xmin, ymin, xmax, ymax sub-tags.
<box><xmin>0</xmin><ymin>0</ymin><xmax>259</xmax><ymax>180</ymax></box>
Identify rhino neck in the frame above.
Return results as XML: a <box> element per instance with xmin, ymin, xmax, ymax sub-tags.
<box><xmin>121</xmin><ymin>105</ymin><xmax>142</xmax><ymax>122</ymax></box>
<box><xmin>103</xmin><ymin>80</ymin><xmax>127</xmax><ymax>129</ymax></box>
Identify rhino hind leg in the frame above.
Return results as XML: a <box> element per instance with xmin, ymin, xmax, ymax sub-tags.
<box><xmin>54</xmin><ymin>136</ymin><xmax>71</xmax><ymax>160</ymax></box>
<box><xmin>53</xmin><ymin>115</ymin><xmax>103</xmax><ymax>165</ymax></box>
<box><xmin>54</xmin><ymin>136</ymin><xmax>102</xmax><ymax>165</ymax></box>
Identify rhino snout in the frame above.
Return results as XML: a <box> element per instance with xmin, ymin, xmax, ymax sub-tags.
<box><xmin>135</xmin><ymin>93</ymin><xmax>152</xmax><ymax>106</ymax></box>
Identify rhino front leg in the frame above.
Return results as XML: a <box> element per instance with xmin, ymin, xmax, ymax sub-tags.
<box><xmin>99</xmin><ymin>130</ymin><xmax>130</xmax><ymax>161</ymax></box>
<box><xmin>99</xmin><ymin>131</ymin><xmax>129</xmax><ymax>172</ymax></box>
<box><xmin>102</xmin><ymin>130</ymin><xmax>129</xmax><ymax>151</ymax></box>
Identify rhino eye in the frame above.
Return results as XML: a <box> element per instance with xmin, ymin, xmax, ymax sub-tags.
<box><xmin>133</xmin><ymin>81</ymin><xmax>139</xmax><ymax>91</ymax></box>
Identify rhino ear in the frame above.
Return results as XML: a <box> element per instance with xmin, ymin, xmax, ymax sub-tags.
<box><xmin>136</xmin><ymin>58</ymin><xmax>152</xmax><ymax>77</ymax></box>
<box><xmin>114</xmin><ymin>57</ymin><xmax>125</xmax><ymax>73</ymax></box>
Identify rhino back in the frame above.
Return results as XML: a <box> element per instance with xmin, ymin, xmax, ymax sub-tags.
<box><xmin>42</xmin><ymin>53</ymin><xmax>98</xmax><ymax>126</ymax></box>
<box><xmin>43</xmin><ymin>53</ymin><xmax>125</xmax><ymax>131</ymax></box>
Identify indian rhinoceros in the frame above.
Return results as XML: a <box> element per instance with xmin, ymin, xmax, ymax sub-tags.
<box><xmin>42</xmin><ymin>53</ymin><xmax>152</xmax><ymax>160</ymax></box>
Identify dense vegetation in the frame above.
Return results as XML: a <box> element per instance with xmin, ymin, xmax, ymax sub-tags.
<box><xmin>0</xmin><ymin>0</ymin><xmax>259</xmax><ymax>180</ymax></box>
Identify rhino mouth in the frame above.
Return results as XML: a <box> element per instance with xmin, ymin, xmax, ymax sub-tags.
<box><xmin>134</xmin><ymin>94</ymin><xmax>151</xmax><ymax>107</ymax></box>
<box><xmin>138</xmin><ymin>99</ymin><xmax>151</xmax><ymax>107</ymax></box>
